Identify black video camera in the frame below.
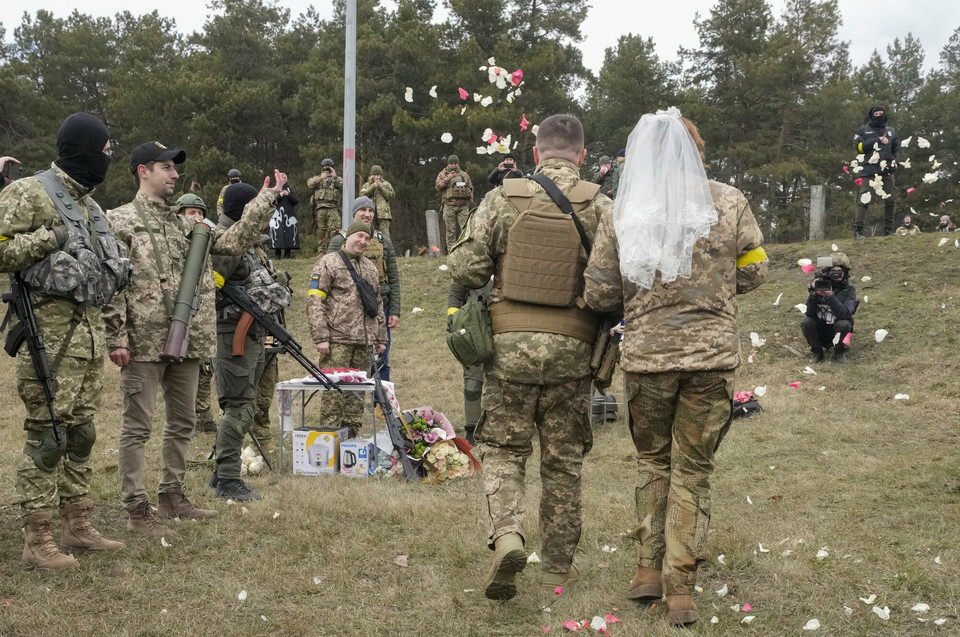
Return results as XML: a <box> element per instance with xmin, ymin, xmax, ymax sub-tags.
<box><xmin>2</xmin><ymin>162</ymin><xmax>22</xmax><ymax>180</ymax></box>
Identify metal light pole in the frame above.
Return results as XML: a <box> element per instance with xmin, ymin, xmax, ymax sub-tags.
<box><xmin>342</xmin><ymin>0</ymin><xmax>357</xmax><ymax>229</ymax></box>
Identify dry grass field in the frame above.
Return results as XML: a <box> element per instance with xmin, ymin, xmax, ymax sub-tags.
<box><xmin>0</xmin><ymin>234</ymin><xmax>958</xmax><ymax>636</ymax></box>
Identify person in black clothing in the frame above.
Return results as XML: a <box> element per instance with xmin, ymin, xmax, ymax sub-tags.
<box><xmin>269</xmin><ymin>183</ymin><xmax>300</xmax><ymax>258</ymax></box>
<box><xmin>801</xmin><ymin>252</ymin><xmax>858</xmax><ymax>364</ymax></box>
<box><xmin>487</xmin><ymin>154</ymin><xmax>524</xmax><ymax>187</ymax></box>
<box><xmin>853</xmin><ymin>104</ymin><xmax>899</xmax><ymax>239</ymax></box>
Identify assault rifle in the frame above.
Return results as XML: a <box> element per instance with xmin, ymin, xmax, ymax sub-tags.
<box><xmin>219</xmin><ymin>284</ymin><xmax>339</xmax><ymax>392</ymax></box>
<box><xmin>1</xmin><ymin>273</ymin><xmax>63</xmax><ymax>444</ymax></box>
<box><xmin>370</xmin><ymin>348</ymin><xmax>419</xmax><ymax>481</ymax></box>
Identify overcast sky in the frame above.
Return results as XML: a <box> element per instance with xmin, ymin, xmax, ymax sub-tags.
<box><xmin>2</xmin><ymin>0</ymin><xmax>959</xmax><ymax>74</ymax></box>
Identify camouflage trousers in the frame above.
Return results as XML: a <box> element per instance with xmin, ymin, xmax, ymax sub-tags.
<box><xmin>476</xmin><ymin>375</ymin><xmax>593</xmax><ymax>574</ymax></box>
<box><xmin>14</xmin><ymin>353</ymin><xmax>102</xmax><ymax>513</ymax></box>
<box><xmin>442</xmin><ymin>202</ymin><xmax>471</xmax><ymax>252</ymax></box>
<box><xmin>196</xmin><ymin>358</ymin><xmax>217</xmax><ymax>429</ymax></box>
<box><xmin>315</xmin><ymin>206</ymin><xmax>341</xmax><ymax>253</ymax></box>
<box><xmin>625</xmin><ymin>370</ymin><xmax>734</xmax><ymax>595</ymax></box>
<box><xmin>251</xmin><ymin>351</ymin><xmax>278</xmax><ymax>446</ymax></box>
<box><xmin>378</xmin><ymin>218</ymin><xmax>391</xmax><ymax>239</ymax></box>
<box><xmin>316</xmin><ymin>343</ymin><xmax>369</xmax><ymax>436</ymax></box>
<box><xmin>213</xmin><ymin>333</ymin><xmax>265</xmax><ymax>481</ymax></box>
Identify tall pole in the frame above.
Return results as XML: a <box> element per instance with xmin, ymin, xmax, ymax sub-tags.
<box><xmin>342</xmin><ymin>0</ymin><xmax>357</xmax><ymax>229</ymax></box>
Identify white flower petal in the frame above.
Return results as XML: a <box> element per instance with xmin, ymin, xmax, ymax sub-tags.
<box><xmin>935</xmin><ymin>618</ymin><xmax>947</xmax><ymax>625</ymax></box>
<box><xmin>711</xmin><ymin>616</ymin><xmax>719</xmax><ymax>623</ymax></box>
<box><xmin>894</xmin><ymin>393</ymin><xmax>909</xmax><ymax>400</ymax></box>
<box><xmin>411</xmin><ymin>307</ymin><xmax>423</xmax><ymax>313</ymax></box>
<box><xmin>773</xmin><ymin>292</ymin><xmax>783</xmax><ymax>306</ymax></box>
<box><xmin>923</xmin><ymin>172</ymin><xmax>939</xmax><ymax>184</ymax></box>
<box><xmin>754</xmin><ymin>386</ymin><xmax>767</xmax><ymax>397</ymax></box>
<box><xmin>527</xmin><ymin>551</ymin><xmax>541</xmax><ymax>563</ymax></box>
<box><xmin>313</xmin><ymin>576</ymin><xmax>322</xmax><ymax>585</ymax></box>
<box><xmin>429</xmin><ymin>85</ymin><xmax>437</xmax><ymax>98</ymax></box>
<box><xmin>404</xmin><ymin>87</ymin><xmax>413</xmax><ymax>103</ymax></box>
<box><xmin>843</xmin><ymin>606</ymin><xmax>853</xmax><ymax>616</ymax></box>
<box><xmin>901</xmin><ymin>136</ymin><xmax>912</xmax><ymax>147</ymax></box>
<box><xmin>872</xmin><ymin>605</ymin><xmax>890</xmax><ymax>620</ymax></box>
<box><xmin>912</xmin><ymin>603</ymin><xmax>930</xmax><ymax>612</ymax></box>
<box><xmin>816</xmin><ymin>549</ymin><xmax>829</xmax><ymax>560</ymax></box>
<box><xmin>480</xmin><ymin>96</ymin><xmax>493</xmax><ymax>107</ymax></box>
<box><xmin>440</xmin><ymin>132</ymin><xmax>453</xmax><ymax>143</ymax></box>
<box><xmin>874</xmin><ymin>329</ymin><xmax>888</xmax><ymax>342</ymax></box>
<box><xmin>438</xmin><ymin>264</ymin><xmax>448</xmax><ymax>271</ymax></box>
<box><xmin>717</xmin><ymin>554</ymin><xmax>726</xmax><ymax>564</ymax></box>
<box><xmin>804</xmin><ymin>366</ymin><xmax>817</xmax><ymax>375</ymax></box>
<box><xmin>860</xmin><ymin>192</ymin><xmax>872</xmax><ymax>205</ymax></box>
<box><xmin>716</xmin><ymin>583</ymin><xmax>729</xmax><ymax>597</ymax></box>
<box><xmin>238</xmin><ymin>590</ymin><xmax>248</xmax><ymax>601</ymax></box>
<box><xmin>934</xmin><ymin>556</ymin><xmax>942</xmax><ymax>564</ymax></box>
<box><xmin>803</xmin><ymin>618</ymin><xmax>821</xmax><ymax>630</ymax></box>
<box><xmin>795</xmin><ymin>303</ymin><xmax>808</xmax><ymax>314</ymax></box>
<box><xmin>747</xmin><ymin>496</ymin><xmax>753</xmax><ymax>504</ymax></box>
<box><xmin>917</xmin><ymin>136</ymin><xmax>930</xmax><ymax>148</ymax></box>
<box><xmin>758</xmin><ymin>543</ymin><xmax>769</xmax><ymax>553</ymax></box>
<box><xmin>749</xmin><ymin>332</ymin><xmax>766</xmax><ymax>347</ymax></box>
<box><xmin>742</xmin><ymin>616</ymin><xmax>755</xmax><ymax>624</ymax></box>
<box><xmin>160</xmin><ymin>537</ymin><xmax>172</xmax><ymax>547</ymax></box>
<box><xmin>273</xmin><ymin>512</ymin><xmax>280</xmax><ymax>519</ymax></box>
<box><xmin>859</xmin><ymin>594</ymin><xmax>876</xmax><ymax>604</ymax></box>
<box><xmin>831</xmin><ymin>243</ymin><xmax>839</xmax><ymax>251</ymax></box>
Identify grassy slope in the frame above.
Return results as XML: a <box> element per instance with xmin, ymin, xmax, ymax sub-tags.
<box><xmin>0</xmin><ymin>235</ymin><xmax>958</xmax><ymax>636</ymax></box>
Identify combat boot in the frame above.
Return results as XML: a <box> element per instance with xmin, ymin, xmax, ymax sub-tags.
<box><xmin>126</xmin><ymin>501</ymin><xmax>178</xmax><ymax>539</ymax></box>
<box><xmin>483</xmin><ymin>532</ymin><xmax>527</xmax><ymax>601</ymax></box>
<box><xmin>627</xmin><ymin>566</ymin><xmax>663</xmax><ymax>601</ymax></box>
<box><xmin>215</xmin><ymin>479</ymin><xmax>263</xmax><ymax>502</ymax></box>
<box><xmin>464</xmin><ymin>425</ymin><xmax>476</xmax><ymax>446</ymax></box>
<box><xmin>833</xmin><ymin>346</ymin><xmax>848</xmax><ymax>364</ymax></box>
<box><xmin>22</xmin><ymin>511</ymin><xmax>78</xmax><ymax>569</ymax></box>
<box><xmin>809</xmin><ymin>347</ymin><xmax>824</xmax><ymax>364</ymax></box>
<box><xmin>59</xmin><ymin>499</ymin><xmax>125</xmax><ymax>553</ymax></box>
<box><xmin>158</xmin><ymin>489</ymin><xmax>218</xmax><ymax>520</ymax></box>
<box><xmin>666</xmin><ymin>594</ymin><xmax>699</xmax><ymax>626</ymax></box>
<box><xmin>541</xmin><ymin>564</ymin><xmax>580</xmax><ymax>597</ymax></box>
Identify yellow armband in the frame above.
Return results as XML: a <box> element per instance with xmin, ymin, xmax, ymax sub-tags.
<box><xmin>737</xmin><ymin>246</ymin><xmax>768</xmax><ymax>268</ymax></box>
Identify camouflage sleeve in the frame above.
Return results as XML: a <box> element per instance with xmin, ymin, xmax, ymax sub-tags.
<box><xmin>306</xmin><ymin>175</ymin><xmax>323</xmax><ymax>190</ymax></box>
<box><xmin>210</xmin><ymin>187</ymin><xmax>276</xmax><ymax>256</ymax></box>
<box><xmin>102</xmin><ymin>212</ymin><xmax>135</xmax><ymax>351</ymax></box>
<box><xmin>326</xmin><ymin>232</ymin><xmax>345</xmax><ymax>254</ymax></box>
<box><xmin>211</xmin><ymin>253</ymin><xmax>243</xmax><ymax>287</ymax></box>
<box><xmin>448</xmin><ymin>194</ymin><xmax>500</xmax><ymax>289</ymax></box>
<box><xmin>307</xmin><ymin>257</ymin><xmax>333</xmax><ymax>344</ymax></box>
<box><xmin>583</xmin><ymin>207</ymin><xmax>623</xmax><ymax>313</ymax></box>
<box><xmin>367</xmin><ymin>262</ymin><xmax>388</xmax><ymax>345</ymax></box>
<box><xmin>465</xmin><ymin>172</ymin><xmax>474</xmax><ymax>197</ymax></box>
<box><xmin>337</xmin><ymin>178</ymin><xmax>343</xmax><ymax>210</ymax></box>
<box><xmin>380</xmin><ymin>180</ymin><xmax>395</xmax><ymax>200</ymax></box>
<box><xmin>384</xmin><ymin>237</ymin><xmax>400</xmax><ymax>315</ymax></box>
<box><xmin>0</xmin><ymin>180</ymin><xmax>62</xmax><ymax>272</ymax></box>
<box><xmin>358</xmin><ymin>181</ymin><xmax>373</xmax><ymax>197</ymax></box>
<box><xmin>434</xmin><ymin>170</ymin><xmax>450</xmax><ymax>191</ymax></box>
<box><xmin>734</xmin><ymin>190</ymin><xmax>768</xmax><ymax>295</ymax></box>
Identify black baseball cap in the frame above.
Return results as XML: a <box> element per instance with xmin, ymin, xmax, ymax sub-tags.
<box><xmin>129</xmin><ymin>142</ymin><xmax>186</xmax><ymax>174</ymax></box>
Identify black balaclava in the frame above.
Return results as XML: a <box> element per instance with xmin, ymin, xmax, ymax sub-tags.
<box><xmin>54</xmin><ymin>113</ymin><xmax>111</xmax><ymax>189</ymax></box>
<box><xmin>868</xmin><ymin>104</ymin><xmax>888</xmax><ymax>128</ymax></box>
<box><xmin>222</xmin><ymin>183</ymin><xmax>259</xmax><ymax>221</ymax></box>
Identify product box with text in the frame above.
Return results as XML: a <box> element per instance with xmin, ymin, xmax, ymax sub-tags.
<box><xmin>292</xmin><ymin>427</ymin><xmax>349</xmax><ymax>476</ymax></box>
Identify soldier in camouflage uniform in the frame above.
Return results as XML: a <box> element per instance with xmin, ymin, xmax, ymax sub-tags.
<box><xmin>209</xmin><ymin>184</ymin><xmax>292</xmax><ymax>501</ymax></box>
<box><xmin>216</xmin><ymin>169</ymin><xmax>242</xmax><ymax>217</ymax></box>
<box><xmin>359</xmin><ymin>165</ymin><xmax>395</xmax><ymax>239</ymax></box>
<box><xmin>104</xmin><ymin>141</ymin><xmax>287</xmax><ymax>537</ymax></box>
<box><xmin>327</xmin><ymin>197</ymin><xmax>401</xmax><ymax>381</ymax></box>
<box><xmin>176</xmin><ymin>194</ymin><xmax>218</xmax><ymax>434</ymax></box>
<box><xmin>583</xmin><ymin>113</ymin><xmax>767</xmax><ymax>626</ymax></box>
<box><xmin>308</xmin><ymin>221</ymin><xmax>387</xmax><ymax>437</ymax></box>
<box><xmin>449</xmin><ymin>114</ymin><xmax>611</xmax><ymax>601</ymax></box>
<box><xmin>435</xmin><ymin>155</ymin><xmax>474</xmax><ymax>252</ymax></box>
<box><xmin>307</xmin><ymin>158</ymin><xmax>343</xmax><ymax>252</ymax></box>
<box><xmin>0</xmin><ymin>113</ymin><xmax>127</xmax><ymax>569</ymax></box>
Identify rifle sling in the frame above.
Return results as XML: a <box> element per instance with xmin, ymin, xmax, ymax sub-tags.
<box><xmin>529</xmin><ymin>173</ymin><xmax>592</xmax><ymax>255</ymax></box>
<box><xmin>132</xmin><ymin>200</ymin><xmax>175</xmax><ymax>318</ymax></box>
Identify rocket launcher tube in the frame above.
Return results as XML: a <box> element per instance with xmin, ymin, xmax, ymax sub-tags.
<box><xmin>161</xmin><ymin>220</ymin><xmax>215</xmax><ymax>362</ymax></box>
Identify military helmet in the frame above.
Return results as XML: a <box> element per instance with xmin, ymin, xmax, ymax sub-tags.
<box><xmin>321</xmin><ymin>158</ymin><xmax>335</xmax><ymax>167</ymax></box>
<box><xmin>830</xmin><ymin>252</ymin><xmax>852</xmax><ymax>269</ymax></box>
<box><xmin>176</xmin><ymin>193</ymin><xmax>207</xmax><ymax>213</ymax></box>
<box><xmin>227</xmin><ymin>168</ymin><xmax>241</xmax><ymax>178</ymax></box>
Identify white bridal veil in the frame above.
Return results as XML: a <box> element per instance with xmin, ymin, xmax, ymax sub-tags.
<box><xmin>613</xmin><ymin>107</ymin><xmax>718</xmax><ymax>290</ymax></box>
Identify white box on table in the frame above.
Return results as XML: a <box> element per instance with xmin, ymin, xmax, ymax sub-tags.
<box><xmin>292</xmin><ymin>427</ymin><xmax>349</xmax><ymax>476</ymax></box>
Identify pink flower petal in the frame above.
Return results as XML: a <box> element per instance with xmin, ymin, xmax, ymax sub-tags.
<box><xmin>605</xmin><ymin>614</ymin><xmax>621</xmax><ymax>624</ymax></box>
<box><xmin>842</xmin><ymin>332</ymin><xmax>852</xmax><ymax>346</ymax></box>
<box><xmin>542</xmin><ymin>628</ymin><xmax>551</xmax><ymax>633</ymax></box>
<box><xmin>842</xmin><ymin>166</ymin><xmax>849</xmax><ymax>173</ymax></box>
<box><xmin>511</xmin><ymin>69</ymin><xmax>523</xmax><ymax>85</ymax></box>
<box><xmin>907</xmin><ymin>187</ymin><xmax>916</xmax><ymax>194</ymax></box>
<box><xmin>788</xmin><ymin>382</ymin><xmax>801</xmax><ymax>388</ymax></box>
<box><xmin>554</xmin><ymin>586</ymin><xmax>564</xmax><ymax>595</ymax></box>
<box><xmin>743</xmin><ymin>603</ymin><xmax>753</xmax><ymax>612</ymax></box>
<box><xmin>520</xmin><ymin>113</ymin><xmax>530</xmax><ymax>131</ymax></box>
<box><xmin>801</xmin><ymin>264</ymin><xmax>816</xmax><ymax>273</ymax></box>
<box><xmin>855</xmin><ymin>177</ymin><xmax>863</xmax><ymax>186</ymax></box>
<box><xmin>560</xmin><ymin>620</ymin><xmax>579</xmax><ymax>631</ymax></box>
<box><xmin>458</xmin><ymin>87</ymin><xmax>469</xmax><ymax>100</ymax></box>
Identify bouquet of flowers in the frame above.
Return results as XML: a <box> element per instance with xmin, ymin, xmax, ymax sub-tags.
<box><xmin>400</xmin><ymin>414</ymin><xmax>450</xmax><ymax>460</ymax></box>
<box><xmin>734</xmin><ymin>390</ymin><xmax>754</xmax><ymax>404</ymax></box>
<box><xmin>422</xmin><ymin>440</ymin><xmax>476</xmax><ymax>481</ymax></box>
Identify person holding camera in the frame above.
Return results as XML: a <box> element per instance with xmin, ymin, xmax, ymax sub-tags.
<box><xmin>1</xmin><ymin>156</ymin><xmax>22</xmax><ymax>192</ymax></box>
<box><xmin>593</xmin><ymin>155</ymin><xmax>615</xmax><ymax>197</ymax></box>
<box><xmin>487</xmin><ymin>154</ymin><xmax>523</xmax><ymax>187</ymax></box>
<box><xmin>852</xmin><ymin>104</ymin><xmax>899</xmax><ymax>239</ymax></box>
<box><xmin>801</xmin><ymin>252</ymin><xmax>858</xmax><ymax>364</ymax></box>
<box><xmin>435</xmin><ymin>154</ymin><xmax>474</xmax><ymax>252</ymax></box>
<box><xmin>307</xmin><ymin>158</ymin><xmax>344</xmax><ymax>252</ymax></box>
<box><xmin>359</xmin><ymin>165</ymin><xmax>396</xmax><ymax>238</ymax></box>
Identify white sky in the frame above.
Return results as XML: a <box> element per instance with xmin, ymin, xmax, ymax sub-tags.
<box><xmin>2</xmin><ymin>0</ymin><xmax>959</xmax><ymax>73</ymax></box>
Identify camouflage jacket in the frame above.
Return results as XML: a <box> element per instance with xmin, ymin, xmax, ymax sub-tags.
<box><xmin>358</xmin><ymin>177</ymin><xmax>395</xmax><ymax>220</ymax></box>
<box><xmin>435</xmin><ymin>168</ymin><xmax>474</xmax><ymax>204</ymax></box>
<box><xmin>326</xmin><ymin>230</ymin><xmax>400</xmax><ymax>315</ymax></box>
<box><xmin>307</xmin><ymin>249</ymin><xmax>387</xmax><ymax>346</ymax></box>
<box><xmin>448</xmin><ymin>158</ymin><xmax>612</xmax><ymax>384</ymax></box>
<box><xmin>307</xmin><ymin>174</ymin><xmax>343</xmax><ymax>211</ymax></box>
<box><xmin>212</xmin><ymin>209</ymin><xmax>292</xmax><ymax>334</ymax></box>
<box><xmin>0</xmin><ymin>163</ymin><xmax>106</xmax><ymax>360</ymax></box>
<box><xmin>583</xmin><ymin>180</ymin><xmax>767</xmax><ymax>373</ymax></box>
<box><xmin>216</xmin><ymin>183</ymin><xmax>230</xmax><ymax>217</ymax></box>
<box><xmin>103</xmin><ymin>187</ymin><xmax>278</xmax><ymax>361</ymax></box>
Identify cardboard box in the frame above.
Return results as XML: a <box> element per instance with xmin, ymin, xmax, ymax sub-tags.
<box><xmin>339</xmin><ymin>439</ymin><xmax>376</xmax><ymax>478</ymax></box>
<box><xmin>292</xmin><ymin>428</ymin><xmax>349</xmax><ymax>476</ymax></box>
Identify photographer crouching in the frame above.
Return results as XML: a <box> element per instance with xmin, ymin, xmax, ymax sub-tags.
<box><xmin>801</xmin><ymin>253</ymin><xmax>859</xmax><ymax>363</ymax></box>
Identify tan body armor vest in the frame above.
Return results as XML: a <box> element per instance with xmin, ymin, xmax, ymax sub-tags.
<box><xmin>490</xmin><ymin>178</ymin><xmax>601</xmax><ymax>344</ymax></box>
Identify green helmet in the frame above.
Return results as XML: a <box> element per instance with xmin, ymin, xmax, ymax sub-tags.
<box><xmin>830</xmin><ymin>252</ymin><xmax>851</xmax><ymax>269</ymax></box>
<box><xmin>176</xmin><ymin>193</ymin><xmax>207</xmax><ymax>213</ymax></box>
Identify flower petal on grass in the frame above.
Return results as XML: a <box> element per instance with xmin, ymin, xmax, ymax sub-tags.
<box><xmin>803</xmin><ymin>619</ymin><xmax>821</xmax><ymax>630</ymax></box>
<box><xmin>717</xmin><ymin>554</ymin><xmax>726</xmax><ymax>564</ymax></box>
<box><xmin>935</xmin><ymin>618</ymin><xmax>947</xmax><ymax>625</ymax></box>
<box><xmin>589</xmin><ymin>617</ymin><xmax>606</xmax><ymax>631</ymax></box>
<box><xmin>742</xmin><ymin>603</ymin><xmax>753</xmax><ymax>612</ymax></box>
<box><xmin>907</xmin><ymin>187</ymin><xmax>916</xmax><ymax>194</ymax></box>
<box><xmin>560</xmin><ymin>620</ymin><xmax>579</xmax><ymax>631</ymax></box>
<box><xmin>393</xmin><ymin>554</ymin><xmax>408</xmax><ymax>567</ymax></box>
<box><xmin>750</xmin><ymin>332</ymin><xmax>765</xmax><ymax>347</ymax></box>
<box><xmin>160</xmin><ymin>537</ymin><xmax>172</xmax><ymax>547</ymax></box>
<box><xmin>716</xmin><ymin>584</ymin><xmax>729</xmax><ymax>597</ymax></box>
<box><xmin>788</xmin><ymin>382</ymin><xmax>801</xmax><ymax>388</ymax></box>
<box><xmin>860</xmin><ymin>192</ymin><xmax>872</xmax><ymax>204</ymax></box>
<box><xmin>874</xmin><ymin>329</ymin><xmax>888</xmax><ymax>342</ymax></box>
<box><xmin>894</xmin><ymin>394</ymin><xmax>909</xmax><ymax>400</ymax></box>
<box><xmin>795</xmin><ymin>304</ymin><xmax>808</xmax><ymax>314</ymax></box>
<box><xmin>816</xmin><ymin>548</ymin><xmax>829</xmax><ymax>560</ymax></box>
<box><xmin>605</xmin><ymin>614</ymin><xmax>621</xmax><ymax>624</ymax></box>
<box><xmin>438</xmin><ymin>264</ymin><xmax>448</xmax><ymax>271</ymax></box>
<box><xmin>480</xmin><ymin>96</ymin><xmax>493</xmax><ymax>107</ymax></box>
<box><xmin>758</xmin><ymin>543</ymin><xmax>769</xmax><ymax>552</ymax></box>
<box><xmin>859</xmin><ymin>594</ymin><xmax>876</xmax><ymax>604</ymax></box>
<box><xmin>872</xmin><ymin>606</ymin><xmax>890</xmax><ymax>620</ymax></box>
<box><xmin>554</xmin><ymin>586</ymin><xmax>563</xmax><ymax>595</ymax></box>
<box><xmin>935</xmin><ymin>556</ymin><xmax>942</xmax><ymax>564</ymax></box>
<box><xmin>755</xmin><ymin>386</ymin><xmax>767</xmax><ymax>397</ymax></box>
<box><xmin>803</xmin><ymin>366</ymin><xmax>817</xmax><ymax>375</ymax></box>
<box><xmin>711</xmin><ymin>616</ymin><xmax>719</xmax><ymax>623</ymax></box>
<box><xmin>912</xmin><ymin>603</ymin><xmax>930</xmax><ymax>612</ymax></box>
<box><xmin>831</xmin><ymin>243</ymin><xmax>839</xmax><ymax>251</ymax></box>
<box><xmin>773</xmin><ymin>292</ymin><xmax>783</xmax><ymax>306</ymax></box>
<box><xmin>742</xmin><ymin>616</ymin><xmax>755</xmax><ymax>624</ymax></box>
<box><xmin>238</xmin><ymin>590</ymin><xmax>247</xmax><ymax>601</ymax></box>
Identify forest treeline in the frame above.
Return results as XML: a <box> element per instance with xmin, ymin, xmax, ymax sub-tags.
<box><xmin>2</xmin><ymin>0</ymin><xmax>960</xmax><ymax>250</ymax></box>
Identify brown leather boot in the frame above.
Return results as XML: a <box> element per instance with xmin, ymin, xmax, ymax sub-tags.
<box><xmin>22</xmin><ymin>511</ymin><xmax>79</xmax><ymax>569</ymax></box>
<box><xmin>627</xmin><ymin>567</ymin><xmax>663</xmax><ymax>600</ymax></box>
<box><xmin>158</xmin><ymin>490</ymin><xmax>218</xmax><ymax>520</ymax></box>
<box><xmin>59</xmin><ymin>499</ymin><xmax>125</xmax><ymax>552</ymax></box>
<box><xmin>483</xmin><ymin>533</ymin><xmax>527</xmax><ymax>601</ymax></box>
<box><xmin>541</xmin><ymin>564</ymin><xmax>580</xmax><ymax>596</ymax></box>
<box><xmin>126</xmin><ymin>501</ymin><xmax>178</xmax><ymax>538</ymax></box>
<box><xmin>666</xmin><ymin>594</ymin><xmax>699</xmax><ymax>626</ymax></box>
